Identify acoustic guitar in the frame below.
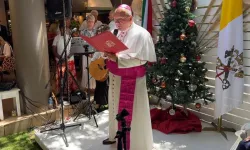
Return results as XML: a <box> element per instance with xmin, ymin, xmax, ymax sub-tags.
<box><xmin>89</xmin><ymin>57</ymin><xmax>108</xmax><ymax>82</ymax></box>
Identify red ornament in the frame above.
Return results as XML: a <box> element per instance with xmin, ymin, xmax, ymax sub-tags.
<box><xmin>172</xmin><ymin>0</ymin><xmax>177</xmax><ymax>7</ymax></box>
<box><xmin>160</xmin><ymin>57</ymin><xmax>167</xmax><ymax>64</ymax></box>
<box><xmin>196</xmin><ymin>55</ymin><xmax>201</xmax><ymax>61</ymax></box>
<box><xmin>195</xmin><ymin>103</ymin><xmax>201</xmax><ymax>110</ymax></box>
<box><xmin>161</xmin><ymin>81</ymin><xmax>166</xmax><ymax>88</ymax></box>
<box><xmin>148</xmin><ymin>62</ymin><xmax>153</xmax><ymax>67</ymax></box>
<box><xmin>188</xmin><ymin>20</ymin><xmax>195</xmax><ymax>27</ymax></box>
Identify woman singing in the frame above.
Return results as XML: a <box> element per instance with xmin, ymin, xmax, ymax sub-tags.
<box><xmin>80</xmin><ymin>14</ymin><xmax>96</xmax><ymax>91</ymax></box>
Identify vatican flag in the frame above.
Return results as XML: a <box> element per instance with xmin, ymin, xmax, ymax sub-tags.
<box><xmin>215</xmin><ymin>0</ymin><xmax>244</xmax><ymax>119</ymax></box>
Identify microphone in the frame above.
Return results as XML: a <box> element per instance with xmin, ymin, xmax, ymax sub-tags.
<box><xmin>113</xmin><ymin>29</ymin><xmax>118</xmax><ymax>36</ymax></box>
<box><xmin>71</xmin><ymin>28</ymin><xmax>77</xmax><ymax>33</ymax></box>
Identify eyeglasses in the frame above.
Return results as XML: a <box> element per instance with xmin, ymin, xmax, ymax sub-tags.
<box><xmin>87</xmin><ymin>20</ymin><xmax>95</xmax><ymax>23</ymax></box>
<box><xmin>114</xmin><ymin>17</ymin><xmax>129</xmax><ymax>23</ymax></box>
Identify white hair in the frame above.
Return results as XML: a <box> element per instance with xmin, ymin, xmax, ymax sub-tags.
<box><xmin>91</xmin><ymin>10</ymin><xmax>98</xmax><ymax>16</ymax></box>
<box><xmin>86</xmin><ymin>14</ymin><xmax>95</xmax><ymax>21</ymax></box>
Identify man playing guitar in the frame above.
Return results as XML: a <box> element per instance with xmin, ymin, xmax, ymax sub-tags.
<box><xmin>89</xmin><ymin>24</ymin><xmax>110</xmax><ymax>112</ymax></box>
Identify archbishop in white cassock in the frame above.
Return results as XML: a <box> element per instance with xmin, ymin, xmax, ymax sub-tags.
<box><xmin>104</xmin><ymin>4</ymin><xmax>156</xmax><ymax>150</ymax></box>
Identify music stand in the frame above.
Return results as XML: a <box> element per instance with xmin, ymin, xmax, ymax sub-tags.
<box><xmin>40</xmin><ymin>0</ymin><xmax>81</xmax><ymax>147</ymax></box>
<box><xmin>72</xmin><ymin>44</ymin><xmax>98</xmax><ymax>128</ymax></box>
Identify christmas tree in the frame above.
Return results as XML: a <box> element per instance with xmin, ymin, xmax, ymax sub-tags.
<box><xmin>147</xmin><ymin>0</ymin><xmax>214</xmax><ymax>111</ymax></box>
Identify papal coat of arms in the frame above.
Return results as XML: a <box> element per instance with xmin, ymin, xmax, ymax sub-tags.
<box><xmin>216</xmin><ymin>46</ymin><xmax>244</xmax><ymax>90</ymax></box>
<box><xmin>105</xmin><ymin>40</ymin><xmax>116</xmax><ymax>48</ymax></box>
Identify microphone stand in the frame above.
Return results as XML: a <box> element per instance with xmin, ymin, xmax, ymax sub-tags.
<box><xmin>73</xmin><ymin>45</ymin><xmax>98</xmax><ymax>128</ymax></box>
<box><xmin>115</xmin><ymin>116</ymin><xmax>131</xmax><ymax>150</ymax></box>
<box><xmin>40</xmin><ymin>0</ymin><xmax>81</xmax><ymax>147</ymax></box>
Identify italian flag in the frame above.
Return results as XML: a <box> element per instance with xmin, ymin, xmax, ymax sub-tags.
<box><xmin>141</xmin><ymin>0</ymin><xmax>153</xmax><ymax>35</ymax></box>
<box><xmin>215</xmin><ymin>0</ymin><xmax>244</xmax><ymax>118</ymax></box>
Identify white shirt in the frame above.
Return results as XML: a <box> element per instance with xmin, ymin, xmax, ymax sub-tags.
<box><xmin>116</xmin><ymin>22</ymin><xmax>157</xmax><ymax>68</ymax></box>
<box><xmin>79</xmin><ymin>20</ymin><xmax>102</xmax><ymax>31</ymax></box>
<box><xmin>108</xmin><ymin>21</ymin><xmax>116</xmax><ymax>31</ymax></box>
<box><xmin>91</xmin><ymin>52</ymin><xmax>107</xmax><ymax>62</ymax></box>
<box><xmin>52</xmin><ymin>34</ymin><xmax>73</xmax><ymax>61</ymax></box>
<box><xmin>56</xmin><ymin>27</ymin><xmax>71</xmax><ymax>35</ymax></box>
<box><xmin>91</xmin><ymin>52</ymin><xmax>101</xmax><ymax>62</ymax></box>
<box><xmin>0</xmin><ymin>43</ymin><xmax>12</xmax><ymax>57</ymax></box>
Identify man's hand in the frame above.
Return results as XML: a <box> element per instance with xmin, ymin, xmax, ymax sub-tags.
<box><xmin>105</xmin><ymin>52</ymin><xmax>117</xmax><ymax>62</ymax></box>
<box><xmin>245</xmin><ymin>136</ymin><xmax>250</xmax><ymax>141</ymax></box>
<box><xmin>89</xmin><ymin>54</ymin><xmax>93</xmax><ymax>58</ymax></box>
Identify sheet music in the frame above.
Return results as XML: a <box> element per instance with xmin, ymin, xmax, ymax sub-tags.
<box><xmin>71</xmin><ymin>37</ymin><xmax>88</xmax><ymax>47</ymax></box>
<box><xmin>70</xmin><ymin>37</ymin><xmax>95</xmax><ymax>55</ymax></box>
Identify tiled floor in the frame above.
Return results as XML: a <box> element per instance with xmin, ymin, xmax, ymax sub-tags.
<box><xmin>35</xmin><ymin>110</ymin><xmax>237</xmax><ymax>150</ymax></box>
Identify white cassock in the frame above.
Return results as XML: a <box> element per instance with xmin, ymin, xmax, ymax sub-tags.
<box><xmin>108</xmin><ymin>22</ymin><xmax>156</xmax><ymax>150</ymax></box>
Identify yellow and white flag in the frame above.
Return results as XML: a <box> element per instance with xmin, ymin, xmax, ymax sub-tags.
<box><xmin>215</xmin><ymin>0</ymin><xmax>244</xmax><ymax>119</ymax></box>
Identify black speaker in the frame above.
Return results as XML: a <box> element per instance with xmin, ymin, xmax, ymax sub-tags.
<box><xmin>46</xmin><ymin>0</ymin><xmax>72</xmax><ymax>19</ymax></box>
<box><xmin>70</xmin><ymin>90</ymin><xmax>86</xmax><ymax>105</ymax></box>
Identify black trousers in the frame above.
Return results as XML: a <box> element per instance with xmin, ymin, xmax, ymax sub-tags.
<box><xmin>94</xmin><ymin>78</ymin><xmax>109</xmax><ymax>106</ymax></box>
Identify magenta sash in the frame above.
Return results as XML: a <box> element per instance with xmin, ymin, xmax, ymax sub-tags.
<box><xmin>106</xmin><ymin>60</ymin><xmax>146</xmax><ymax>150</ymax></box>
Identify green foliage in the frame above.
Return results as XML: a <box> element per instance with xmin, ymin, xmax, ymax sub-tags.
<box><xmin>71</xmin><ymin>20</ymin><xmax>80</xmax><ymax>30</ymax></box>
<box><xmin>0</xmin><ymin>131</ymin><xmax>41</xmax><ymax>150</ymax></box>
<box><xmin>147</xmin><ymin>0</ymin><xmax>214</xmax><ymax>105</ymax></box>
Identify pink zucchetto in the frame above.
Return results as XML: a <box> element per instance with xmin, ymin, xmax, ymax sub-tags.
<box><xmin>117</xmin><ymin>4</ymin><xmax>132</xmax><ymax>16</ymax></box>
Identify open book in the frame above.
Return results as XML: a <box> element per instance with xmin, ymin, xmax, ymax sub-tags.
<box><xmin>80</xmin><ymin>31</ymin><xmax>128</xmax><ymax>53</ymax></box>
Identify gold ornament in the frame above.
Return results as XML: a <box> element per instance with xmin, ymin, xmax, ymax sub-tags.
<box><xmin>185</xmin><ymin>7</ymin><xmax>190</xmax><ymax>12</ymax></box>
<box><xmin>180</xmin><ymin>33</ymin><xmax>186</xmax><ymax>40</ymax></box>
<box><xmin>149</xmin><ymin>95</ymin><xmax>159</xmax><ymax>105</ymax></box>
<box><xmin>180</xmin><ymin>54</ymin><xmax>187</xmax><ymax>63</ymax></box>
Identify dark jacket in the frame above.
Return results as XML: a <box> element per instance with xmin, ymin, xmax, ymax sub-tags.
<box><xmin>0</xmin><ymin>25</ymin><xmax>8</xmax><ymax>41</ymax></box>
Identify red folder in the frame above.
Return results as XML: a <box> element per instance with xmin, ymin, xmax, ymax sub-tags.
<box><xmin>80</xmin><ymin>31</ymin><xmax>128</xmax><ymax>53</ymax></box>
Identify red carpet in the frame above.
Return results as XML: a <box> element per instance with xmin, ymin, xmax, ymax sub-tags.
<box><xmin>151</xmin><ymin>107</ymin><xmax>202</xmax><ymax>134</ymax></box>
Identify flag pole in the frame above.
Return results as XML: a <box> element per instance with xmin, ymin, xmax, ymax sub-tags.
<box><xmin>203</xmin><ymin>116</ymin><xmax>235</xmax><ymax>140</ymax></box>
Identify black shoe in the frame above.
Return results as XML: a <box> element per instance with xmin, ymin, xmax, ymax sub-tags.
<box><xmin>98</xmin><ymin>105</ymin><xmax>108</xmax><ymax>113</ymax></box>
<box><xmin>96</xmin><ymin>108</ymin><xmax>102</xmax><ymax>113</ymax></box>
<box><xmin>102</xmin><ymin>138</ymin><xmax>116</xmax><ymax>145</ymax></box>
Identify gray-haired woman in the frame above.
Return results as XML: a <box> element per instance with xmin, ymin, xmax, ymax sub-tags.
<box><xmin>80</xmin><ymin>14</ymin><xmax>96</xmax><ymax>90</ymax></box>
